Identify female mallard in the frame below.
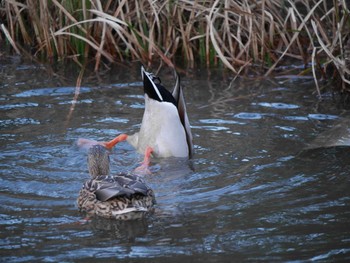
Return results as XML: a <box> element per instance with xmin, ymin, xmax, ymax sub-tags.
<box><xmin>78</xmin><ymin>66</ymin><xmax>193</xmax><ymax>161</ymax></box>
<box><xmin>77</xmin><ymin>145</ymin><xmax>155</xmax><ymax>220</ymax></box>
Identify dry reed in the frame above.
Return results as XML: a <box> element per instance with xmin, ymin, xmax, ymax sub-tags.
<box><xmin>1</xmin><ymin>0</ymin><xmax>349</xmax><ymax>93</ymax></box>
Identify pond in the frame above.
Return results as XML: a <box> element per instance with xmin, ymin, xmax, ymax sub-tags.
<box><xmin>1</xmin><ymin>55</ymin><xmax>350</xmax><ymax>262</ymax></box>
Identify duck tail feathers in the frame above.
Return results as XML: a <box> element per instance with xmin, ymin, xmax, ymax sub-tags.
<box><xmin>141</xmin><ymin>66</ymin><xmax>163</xmax><ymax>102</ymax></box>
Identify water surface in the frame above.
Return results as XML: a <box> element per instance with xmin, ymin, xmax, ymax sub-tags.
<box><xmin>1</xmin><ymin>57</ymin><xmax>350</xmax><ymax>262</ymax></box>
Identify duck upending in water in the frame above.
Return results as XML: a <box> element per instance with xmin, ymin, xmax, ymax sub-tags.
<box><xmin>77</xmin><ymin>145</ymin><xmax>155</xmax><ymax>220</ymax></box>
<box><xmin>78</xmin><ymin>66</ymin><xmax>193</xmax><ymax>162</ymax></box>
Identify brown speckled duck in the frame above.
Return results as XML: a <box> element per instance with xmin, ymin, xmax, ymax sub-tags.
<box><xmin>77</xmin><ymin>145</ymin><xmax>155</xmax><ymax>220</ymax></box>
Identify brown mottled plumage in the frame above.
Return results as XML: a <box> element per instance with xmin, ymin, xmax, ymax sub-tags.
<box><xmin>77</xmin><ymin>145</ymin><xmax>155</xmax><ymax>220</ymax></box>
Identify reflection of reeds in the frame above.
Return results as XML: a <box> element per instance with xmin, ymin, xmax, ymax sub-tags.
<box><xmin>1</xmin><ymin>0</ymin><xmax>349</xmax><ymax>91</ymax></box>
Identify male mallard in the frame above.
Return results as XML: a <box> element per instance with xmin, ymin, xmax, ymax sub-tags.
<box><xmin>77</xmin><ymin>145</ymin><xmax>155</xmax><ymax>220</ymax></box>
<box><xmin>78</xmin><ymin>66</ymin><xmax>193</xmax><ymax>161</ymax></box>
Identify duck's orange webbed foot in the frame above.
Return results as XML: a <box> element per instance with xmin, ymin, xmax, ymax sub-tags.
<box><xmin>134</xmin><ymin>146</ymin><xmax>153</xmax><ymax>176</ymax></box>
<box><xmin>77</xmin><ymin>134</ymin><xmax>128</xmax><ymax>150</ymax></box>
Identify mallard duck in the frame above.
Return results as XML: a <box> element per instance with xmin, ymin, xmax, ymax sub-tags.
<box><xmin>78</xmin><ymin>66</ymin><xmax>193</xmax><ymax>160</ymax></box>
<box><xmin>77</xmin><ymin>145</ymin><xmax>155</xmax><ymax>220</ymax></box>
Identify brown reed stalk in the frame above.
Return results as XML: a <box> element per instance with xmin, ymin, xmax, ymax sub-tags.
<box><xmin>1</xmin><ymin>23</ymin><xmax>21</xmax><ymax>54</ymax></box>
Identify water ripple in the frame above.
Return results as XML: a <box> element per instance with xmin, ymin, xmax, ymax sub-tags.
<box><xmin>256</xmin><ymin>102</ymin><xmax>300</xmax><ymax>109</ymax></box>
<box><xmin>13</xmin><ymin>87</ymin><xmax>91</xmax><ymax>98</ymax></box>
<box><xmin>0</xmin><ymin>118</ymin><xmax>40</xmax><ymax>127</ymax></box>
<box><xmin>234</xmin><ymin>112</ymin><xmax>264</xmax><ymax>119</ymax></box>
<box><xmin>308</xmin><ymin>114</ymin><xmax>339</xmax><ymax>120</ymax></box>
<box><xmin>0</xmin><ymin>102</ymin><xmax>39</xmax><ymax>110</ymax></box>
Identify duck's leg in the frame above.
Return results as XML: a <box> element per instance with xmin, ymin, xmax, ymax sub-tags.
<box><xmin>142</xmin><ymin>146</ymin><xmax>154</xmax><ymax>167</ymax></box>
<box><xmin>134</xmin><ymin>146</ymin><xmax>153</xmax><ymax>175</ymax></box>
<box><xmin>77</xmin><ymin>134</ymin><xmax>128</xmax><ymax>150</ymax></box>
<box><xmin>102</xmin><ymin>134</ymin><xmax>128</xmax><ymax>150</ymax></box>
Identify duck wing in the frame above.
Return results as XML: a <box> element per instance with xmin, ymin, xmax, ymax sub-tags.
<box><xmin>117</xmin><ymin>174</ymin><xmax>151</xmax><ymax>196</ymax></box>
<box><xmin>93</xmin><ymin>174</ymin><xmax>151</xmax><ymax>201</ymax></box>
<box><xmin>171</xmin><ymin>70</ymin><xmax>194</xmax><ymax>157</ymax></box>
<box><xmin>95</xmin><ymin>186</ymin><xmax>135</xmax><ymax>202</ymax></box>
<box><xmin>126</xmin><ymin>180</ymin><xmax>151</xmax><ymax>196</ymax></box>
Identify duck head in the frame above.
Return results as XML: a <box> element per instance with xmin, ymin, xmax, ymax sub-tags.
<box><xmin>87</xmin><ymin>145</ymin><xmax>110</xmax><ymax>178</ymax></box>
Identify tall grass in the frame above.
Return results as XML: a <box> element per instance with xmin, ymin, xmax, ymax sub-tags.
<box><xmin>1</xmin><ymin>0</ymin><xmax>349</xmax><ymax>92</ymax></box>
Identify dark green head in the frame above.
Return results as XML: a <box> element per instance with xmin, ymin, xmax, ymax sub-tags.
<box><xmin>87</xmin><ymin>145</ymin><xmax>110</xmax><ymax>178</ymax></box>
